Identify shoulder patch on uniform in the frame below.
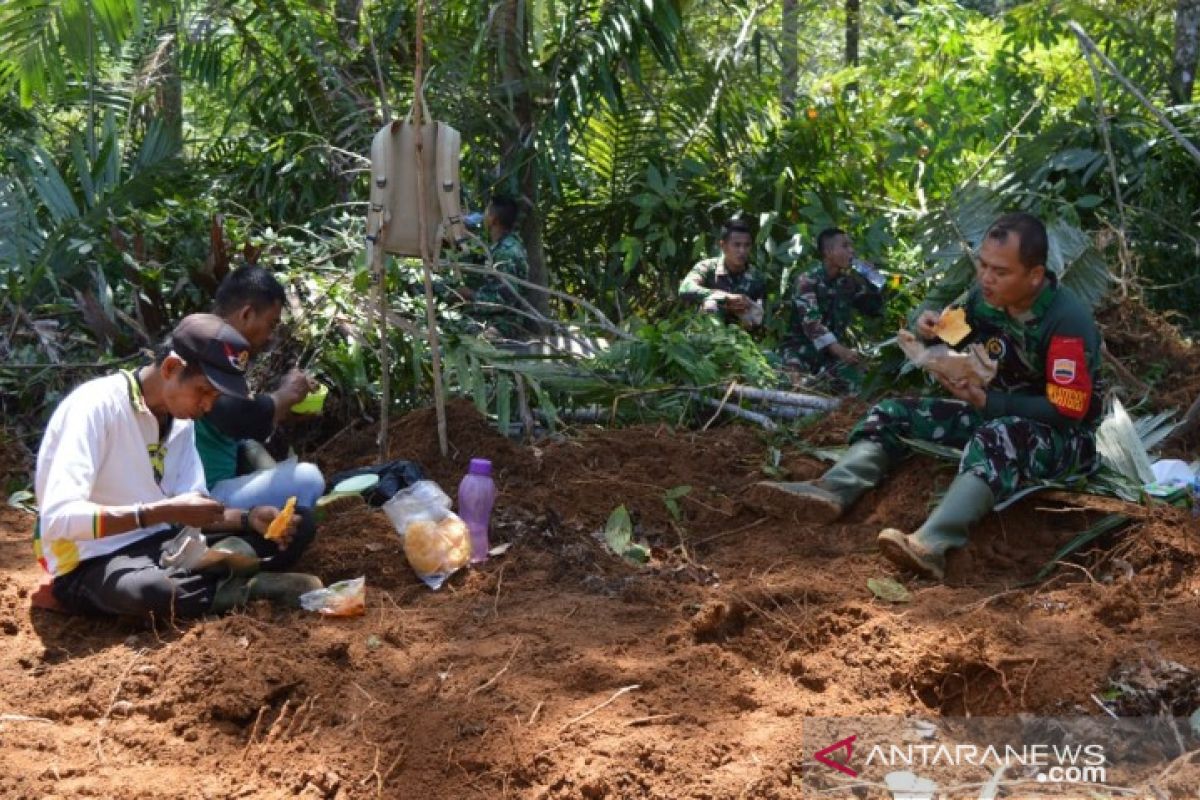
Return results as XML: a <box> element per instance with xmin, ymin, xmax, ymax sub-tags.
<box><xmin>1045</xmin><ymin>336</ymin><xmax>1091</xmax><ymax>420</ymax></box>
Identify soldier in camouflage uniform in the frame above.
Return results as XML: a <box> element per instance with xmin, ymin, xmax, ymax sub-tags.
<box><xmin>782</xmin><ymin>228</ymin><xmax>883</xmax><ymax>381</ymax></box>
<box><xmin>461</xmin><ymin>195</ymin><xmax>531</xmax><ymax>338</ymax></box>
<box><xmin>678</xmin><ymin>218</ymin><xmax>765</xmax><ymax>328</ymax></box>
<box><xmin>754</xmin><ymin>213</ymin><xmax>1102</xmax><ymax>581</ymax></box>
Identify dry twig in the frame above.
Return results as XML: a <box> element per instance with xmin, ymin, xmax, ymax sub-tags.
<box><xmin>468</xmin><ymin>641</ymin><xmax>522</xmax><ymax>701</ymax></box>
<box><xmin>556</xmin><ymin>685</ymin><xmax>639</xmax><ymax>734</ymax></box>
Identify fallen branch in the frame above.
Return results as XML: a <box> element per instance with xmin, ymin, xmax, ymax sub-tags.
<box><xmin>725</xmin><ymin>383</ymin><xmax>839</xmax><ymax>410</ymax></box>
<box><xmin>757</xmin><ymin>403</ymin><xmax>827</xmax><ymax>420</ymax></box>
<box><xmin>0</xmin><ymin>713</ymin><xmax>53</xmax><ymax>724</ymax></box>
<box><xmin>698</xmin><ymin>397</ymin><xmax>777</xmax><ymax>431</ymax></box>
<box><xmin>556</xmin><ymin>684</ymin><xmax>639</xmax><ymax>734</ymax></box>
<box><xmin>446</xmin><ymin>261</ymin><xmax>634</xmax><ymax>342</ymax></box>
<box><xmin>1069</xmin><ymin>21</ymin><xmax>1200</xmax><ymax>169</ymax></box>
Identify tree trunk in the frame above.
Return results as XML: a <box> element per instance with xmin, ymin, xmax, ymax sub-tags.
<box><xmin>780</xmin><ymin>0</ymin><xmax>798</xmax><ymax>109</ymax></box>
<box><xmin>336</xmin><ymin>0</ymin><xmax>362</xmax><ymax>45</ymax></box>
<box><xmin>495</xmin><ymin>0</ymin><xmax>549</xmax><ymax>317</ymax></box>
<box><xmin>1172</xmin><ymin>0</ymin><xmax>1200</xmax><ymax>104</ymax></box>
<box><xmin>845</xmin><ymin>0</ymin><xmax>861</xmax><ymax>68</ymax></box>
<box><xmin>157</xmin><ymin>14</ymin><xmax>183</xmax><ymax>150</ymax></box>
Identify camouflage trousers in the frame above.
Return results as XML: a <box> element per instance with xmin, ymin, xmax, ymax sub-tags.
<box><xmin>848</xmin><ymin>398</ymin><xmax>1097</xmax><ymax>501</ymax></box>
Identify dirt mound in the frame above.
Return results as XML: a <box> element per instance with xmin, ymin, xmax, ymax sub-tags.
<box><xmin>1100</xmin><ymin>296</ymin><xmax>1200</xmax><ymax>411</ymax></box>
<box><xmin>4</xmin><ymin>406</ymin><xmax>1200</xmax><ymax>798</ymax></box>
<box><xmin>319</xmin><ymin>398</ymin><xmax>526</xmax><ymax>489</ymax></box>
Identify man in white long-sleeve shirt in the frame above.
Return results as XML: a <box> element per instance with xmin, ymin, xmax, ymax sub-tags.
<box><xmin>34</xmin><ymin>313</ymin><xmax>320</xmax><ymax>619</ymax></box>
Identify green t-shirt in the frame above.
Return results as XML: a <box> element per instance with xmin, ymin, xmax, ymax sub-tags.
<box><xmin>193</xmin><ymin>417</ymin><xmax>239</xmax><ymax>489</ymax></box>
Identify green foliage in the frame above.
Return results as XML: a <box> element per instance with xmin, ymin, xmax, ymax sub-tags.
<box><xmin>599</xmin><ymin>315</ymin><xmax>778</xmax><ymax>390</ymax></box>
<box><xmin>3</xmin><ymin>0</ymin><xmax>1199</xmax><ymax>437</ymax></box>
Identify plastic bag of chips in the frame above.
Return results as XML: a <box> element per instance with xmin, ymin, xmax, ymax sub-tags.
<box><xmin>381</xmin><ymin>480</ymin><xmax>471</xmax><ymax>589</ymax></box>
<box><xmin>300</xmin><ymin>576</ymin><xmax>366</xmax><ymax>617</ymax></box>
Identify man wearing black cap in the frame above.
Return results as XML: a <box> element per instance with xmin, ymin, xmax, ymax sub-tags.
<box><xmin>33</xmin><ymin>313</ymin><xmax>322</xmax><ymax>619</ymax></box>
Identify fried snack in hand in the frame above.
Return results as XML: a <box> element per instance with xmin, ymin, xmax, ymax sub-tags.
<box><xmin>264</xmin><ymin>496</ymin><xmax>297</xmax><ymax>543</ymax></box>
<box><xmin>933</xmin><ymin>306</ymin><xmax>971</xmax><ymax>346</ymax></box>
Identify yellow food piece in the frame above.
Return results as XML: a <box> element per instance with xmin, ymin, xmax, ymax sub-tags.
<box><xmin>265</xmin><ymin>496</ymin><xmax>297</xmax><ymax>542</ymax></box>
<box><xmin>403</xmin><ymin>516</ymin><xmax>471</xmax><ymax>575</ymax></box>
<box><xmin>934</xmin><ymin>306</ymin><xmax>971</xmax><ymax>346</ymax></box>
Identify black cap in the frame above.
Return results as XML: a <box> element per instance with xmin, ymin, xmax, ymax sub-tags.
<box><xmin>170</xmin><ymin>313</ymin><xmax>251</xmax><ymax>399</ymax></box>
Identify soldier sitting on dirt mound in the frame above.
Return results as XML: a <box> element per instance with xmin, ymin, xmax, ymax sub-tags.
<box><xmin>678</xmin><ymin>217</ymin><xmax>766</xmax><ymax>329</ymax></box>
<box><xmin>196</xmin><ymin>266</ymin><xmax>328</xmax><ymax>519</ymax></box>
<box><xmin>33</xmin><ymin>314</ymin><xmax>321</xmax><ymax>618</ymax></box>
<box><xmin>755</xmin><ymin>212</ymin><xmax>1101</xmax><ymax>581</ymax></box>
<box><xmin>780</xmin><ymin>227</ymin><xmax>884</xmax><ymax>388</ymax></box>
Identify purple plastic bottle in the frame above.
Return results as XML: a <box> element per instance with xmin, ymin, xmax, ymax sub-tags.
<box><xmin>458</xmin><ymin>458</ymin><xmax>497</xmax><ymax>563</ymax></box>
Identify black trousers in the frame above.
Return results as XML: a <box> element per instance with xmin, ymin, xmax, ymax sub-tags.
<box><xmin>51</xmin><ymin>528</ymin><xmax>222</xmax><ymax>620</ymax></box>
<box><xmin>51</xmin><ymin>508</ymin><xmax>317</xmax><ymax>619</ymax></box>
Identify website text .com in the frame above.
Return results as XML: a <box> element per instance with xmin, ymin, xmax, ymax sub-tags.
<box><xmin>1037</xmin><ymin>765</ymin><xmax>1108</xmax><ymax>784</ymax></box>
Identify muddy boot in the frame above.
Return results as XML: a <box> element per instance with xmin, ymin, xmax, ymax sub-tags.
<box><xmin>751</xmin><ymin>440</ymin><xmax>891</xmax><ymax>523</ymax></box>
<box><xmin>209</xmin><ymin>575</ymin><xmax>252</xmax><ymax>614</ymax></box>
<box><xmin>209</xmin><ymin>572</ymin><xmax>322</xmax><ymax>613</ymax></box>
<box><xmin>877</xmin><ymin>472</ymin><xmax>995</xmax><ymax>581</ymax></box>
<box><xmin>246</xmin><ymin>573</ymin><xmax>324</xmax><ymax>607</ymax></box>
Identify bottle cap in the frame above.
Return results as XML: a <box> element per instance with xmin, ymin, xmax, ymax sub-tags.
<box><xmin>468</xmin><ymin>458</ymin><xmax>493</xmax><ymax>476</ymax></box>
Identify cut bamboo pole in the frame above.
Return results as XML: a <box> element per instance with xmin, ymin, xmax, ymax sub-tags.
<box><xmin>412</xmin><ymin>0</ymin><xmax>448</xmax><ymax>458</ymax></box>
<box><xmin>757</xmin><ymin>403</ymin><xmax>826</xmax><ymax>420</ymax></box>
<box><xmin>725</xmin><ymin>383</ymin><xmax>839</xmax><ymax>410</ymax></box>
<box><xmin>699</xmin><ymin>397</ymin><xmax>778</xmax><ymax>431</ymax></box>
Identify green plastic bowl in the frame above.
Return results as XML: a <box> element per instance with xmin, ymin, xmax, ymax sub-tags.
<box><xmin>291</xmin><ymin>383</ymin><xmax>329</xmax><ymax>415</ymax></box>
<box><xmin>333</xmin><ymin>474</ymin><xmax>380</xmax><ymax>494</ymax></box>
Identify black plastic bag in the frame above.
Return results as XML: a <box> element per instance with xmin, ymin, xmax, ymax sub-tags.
<box><xmin>327</xmin><ymin>459</ymin><xmax>427</xmax><ymax>507</ymax></box>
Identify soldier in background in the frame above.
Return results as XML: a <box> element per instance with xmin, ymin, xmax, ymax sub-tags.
<box><xmin>457</xmin><ymin>195</ymin><xmax>533</xmax><ymax>339</ymax></box>
<box><xmin>781</xmin><ymin>227</ymin><xmax>884</xmax><ymax>386</ymax></box>
<box><xmin>678</xmin><ymin>218</ymin><xmax>765</xmax><ymax>329</ymax></box>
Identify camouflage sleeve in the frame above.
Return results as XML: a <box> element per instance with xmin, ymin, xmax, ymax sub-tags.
<box><xmin>983</xmin><ymin>297</ymin><xmax>1101</xmax><ymax>428</ymax></box>
<box><xmin>678</xmin><ymin>261</ymin><xmax>717</xmax><ymax>304</ymax></box>
<box><xmin>491</xmin><ymin>238</ymin><xmax>529</xmax><ymax>281</ymax></box>
<box><xmin>791</xmin><ymin>274</ymin><xmax>836</xmax><ymax>349</ymax></box>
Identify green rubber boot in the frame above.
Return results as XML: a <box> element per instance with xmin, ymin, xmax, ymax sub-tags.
<box><xmin>877</xmin><ymin>472</ymin><xmax>995</xmax><ymax>581</ymax></box>
<box><xmin>246</xmin><ymin>573</ymin><xmax>324</xmax><ymax>606</ymax></box>
<box><xmin>751</xmin><ymin>440</ymin><xmax>891</xmax><ymax>523</ymax></box>
<box><xmin>209</xmin><ymin>572</ymin><xmax>323</xmax><ymax>614</ymax></box>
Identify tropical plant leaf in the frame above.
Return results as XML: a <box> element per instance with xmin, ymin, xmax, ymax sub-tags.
<box><xmin>1031</xmin><ymin>514</ymin><xmax>1131</xmax><ymax>583</ymax></box>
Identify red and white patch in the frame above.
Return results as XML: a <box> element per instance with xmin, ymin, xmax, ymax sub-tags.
<box><xmin>1045</xmin><ymin>336</ymin><xmax>1091</xmax><ymax>420</ymax></box>
<box><xmin>1051</xmin><ymin>357</ymin><xmax>1076</xmax><ymax>385</ymax></box>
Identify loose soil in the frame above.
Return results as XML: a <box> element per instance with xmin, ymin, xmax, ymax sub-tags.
<box><xmin>5</xmin><ymin>303</ymin><xmax>1200</xmax><ymax>798</ymax></box>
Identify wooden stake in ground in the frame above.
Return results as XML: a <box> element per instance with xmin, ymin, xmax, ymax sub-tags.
<box><xmin>412</xmin><ymin>0</ymin><xmax>449</xmax><ymax>458</ymax></box>
<box><xmin>371</xmin><ymin>198</ymin><xmax>392</xmax><ymax>460</ymax></box>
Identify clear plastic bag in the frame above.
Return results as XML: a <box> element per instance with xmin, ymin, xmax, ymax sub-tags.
<box><xmin>382</xmin><ymin>480</ymin><xmax>471</xmax><ymax>589</ymax></box>
<box><xmin>300</xmin><ymin>576</ymin><xmax>366</xmax><ymax>617</ymax></box>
